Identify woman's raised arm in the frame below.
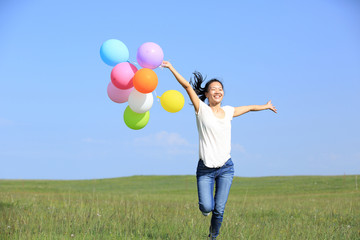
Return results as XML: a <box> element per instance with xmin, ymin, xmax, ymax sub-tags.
<box><xmin>162</xmin><ymin>61</ymin><xmax>200</xmax><ymax>113</ymax></box>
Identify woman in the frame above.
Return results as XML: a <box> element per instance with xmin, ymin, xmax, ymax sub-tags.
<box><xmin>162</xmin><ymin>61</ymin><xmax>277</xmax><ymax>239</ymax></box>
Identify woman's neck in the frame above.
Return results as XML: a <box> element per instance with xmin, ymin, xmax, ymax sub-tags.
<box><xmin>209</xmin><ymin>103</ymin><xmax>222</xmax><ymax>112</ymax></box>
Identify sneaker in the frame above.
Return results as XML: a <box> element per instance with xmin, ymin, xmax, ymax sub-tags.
<box><xmin>202</xmin><ymin>212</ymin><xmax>210</xmax><ymax>216</ymax></box>
<box><xmin>208</xmin><ymin>233</ymin><xmax>216</xmax><ymax>240</ymax></box>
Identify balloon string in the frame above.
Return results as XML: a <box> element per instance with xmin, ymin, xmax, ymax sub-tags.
<box><xmin>128</xmin><ymin>60</ymin><xmax>139</xmax><ymax>66</ymax></box>
<box><xmin>154</xmin><ymin>90</ymin><xmax>160</xmax><ymax>102</ymax></box>
<box><xmin>158</xmin><ymin>58</ymin><xmax>171</xmax><ymax>70</ymax></box>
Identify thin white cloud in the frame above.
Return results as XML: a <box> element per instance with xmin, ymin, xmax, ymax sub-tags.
<box><xmin>328</xmin><ymin>153</ymin><xmax>341</xmax><ymax>161</ymax></box>
<box><xmin>232</xmin><ymin>143</ymin><xmax>246</xmax><ymax>153</ymax></box>
<box><xmin>0</xmin><ymin>117</ymin><xmax>13</xmax><ymax>126</ymax></box>
<box><xmin>133</xmin><ymin>131</ymin><xmax>190</xmax><ymax>147</ymax></box>
<box><xmin>80</xmin><ymin>138</ymin><xmax>110</xmax><ymax>144</ymax></box>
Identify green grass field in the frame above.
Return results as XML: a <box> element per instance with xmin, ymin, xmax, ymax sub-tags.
<box><xmin>1</xmin><ymin>175</ymin><xmax>359</xmax><ymax>239</ymax></box>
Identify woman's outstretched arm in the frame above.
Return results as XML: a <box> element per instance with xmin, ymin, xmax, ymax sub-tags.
<box><xmin>162</xmin><ymin>61</ymin><xmax>200</xmax><ymax>113</ymax></box>
<box><xmin>233</xmin><ymin>100</ymin><xmax>277</xmax><ymax>117</ymax></box>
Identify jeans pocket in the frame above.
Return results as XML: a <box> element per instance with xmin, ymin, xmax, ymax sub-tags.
<box><xmin>223</xmin><ymin>159</ymin><xmax>235</xmax><ymax>176</ymax></box>
<box><xmin>225</xmin><ymin>158</ymin><xmax>234</xmax><ymax>167</ymax></box>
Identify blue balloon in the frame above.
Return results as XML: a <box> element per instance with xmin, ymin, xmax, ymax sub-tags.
<box><xmin>100</xmin><ymin>39</ymin><xmax>129</xmax><ymax>66</ymax></box>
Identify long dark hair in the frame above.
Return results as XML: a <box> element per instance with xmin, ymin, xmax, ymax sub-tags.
<box><xmin>190</xmin><ymin>71</ymin><xmax>224</xmax><ymax>102</ymax></box>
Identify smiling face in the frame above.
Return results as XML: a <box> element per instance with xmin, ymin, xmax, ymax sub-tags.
<box><xmin>205</xmin><ymin>81</ymin><xmax>224</xmax><ymax>105</ymax></box>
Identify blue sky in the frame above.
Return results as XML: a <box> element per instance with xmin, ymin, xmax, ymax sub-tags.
<box><xmin>1</xmin><ymin>0</ymin><xmax>359</xmax><ymax>179</ymax></box>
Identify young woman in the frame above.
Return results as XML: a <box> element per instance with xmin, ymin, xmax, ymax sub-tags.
<box><xmin>162</xmin><ymin>61</ymin><xmax>277</xmax><ymax>239</ymax></box>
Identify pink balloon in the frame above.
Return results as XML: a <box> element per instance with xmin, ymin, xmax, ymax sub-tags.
<box><xmin>110</xmin><ymin>62</ymin><xmax>138</xmax><ymax>89</ymax></box>
<box><xmin>107</xmin><ymin>82</ymin><xmax>134</xmax><ymax>103</ymax></box>
<box><xmin>137</xmin><ymin>42</ymin><xmax>164</xmax><ymax>69</ymax></box>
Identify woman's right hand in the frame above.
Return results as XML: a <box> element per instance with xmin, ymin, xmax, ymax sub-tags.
<box><xmin>161</xmin><ymin>60</ymin><xmax>172</xmax><ymax>69</ymax></box>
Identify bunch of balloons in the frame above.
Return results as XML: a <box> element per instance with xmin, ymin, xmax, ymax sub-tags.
<box><xmin>100</xmin><ymin>39</ymin><xmax>185</xmax><ymax>130</ymax></box>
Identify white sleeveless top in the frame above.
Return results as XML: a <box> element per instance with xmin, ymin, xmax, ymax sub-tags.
<box><xmin>195</xmin><ymin>100</ymin><xmax>235</xmax><ymax>168</ymax></box>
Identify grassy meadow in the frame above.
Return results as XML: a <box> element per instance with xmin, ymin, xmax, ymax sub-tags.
<box><xmin>0</xmin><ymin>175</ymin><xmax>359</xmax><ymax>239</ymax></box>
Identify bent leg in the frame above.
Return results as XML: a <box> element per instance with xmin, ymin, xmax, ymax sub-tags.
<box><xmin>196</xmin><ymin>160</ymin><xmax>215</xmax><ymax>215</ymax></box>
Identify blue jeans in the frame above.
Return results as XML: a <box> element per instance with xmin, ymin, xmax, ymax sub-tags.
<box><xmin>196</xmin><ymin>158</ymin><xmax>234</xmax><ymax>239</ymax></box>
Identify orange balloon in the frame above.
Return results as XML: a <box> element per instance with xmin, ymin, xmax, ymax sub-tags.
<box><xmin>133</xmin><ymin>68</ymin><xmax>158</xmax><ymax>93</ymax></box>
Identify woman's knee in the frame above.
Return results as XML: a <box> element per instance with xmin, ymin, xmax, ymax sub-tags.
<box><xmin>199</xmin><ymin>202</ymin><xmax>213</xmax><ymax>214</ymax></box>
<box><xmin>213</xmin><ymin>206</ymin><xmax>225</xmax><ymax>216</ymax></box>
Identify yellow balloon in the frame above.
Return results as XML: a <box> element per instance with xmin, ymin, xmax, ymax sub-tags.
<box><xmin>159</xmin><ymin>90</ymin><xmax>185</xmax><ymax>113</ymax></box>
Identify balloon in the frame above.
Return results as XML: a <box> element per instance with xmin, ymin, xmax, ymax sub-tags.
<box><xmin>107</xmin><ymin>82</ymin><xmax>133</xmax><ymax>103</ymax></box>
<box><xmin>111</xmin><ymin>62</ymin><xmax>138</xmax><ymax>89</ymax></box>
<box><xmin>136</xmin><ymin>42</ymin><xmax>164</xmax><ymax>69</ymax></box>
<box><xmin>159</xmin><ymin>90</ymin><xmax>185</xmax><ymax>113</ymax></box>
<box><xmin>128</xmin><ymin>89</ymin><xmax>154</xmax><ymax>113</ymax></box>
<box><xmin>123</xmin><ymin>106</ymin><xmax>150</xmax><ymax>130</ymax></box>
<box><xmin>100</xmin><ymin>39</ymin><xmax>129</xmax><ymax>66</ymax></box>
<box><xmin>133</xmin><ymin>68</ymin><xmax>158</xmax><ymax>94</ymax></box>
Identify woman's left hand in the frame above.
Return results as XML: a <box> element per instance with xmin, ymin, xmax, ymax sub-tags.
<box><xmin>266</xmin><ymin>100</ymin><xmax>277</xmax><ymax>113</ymax></box>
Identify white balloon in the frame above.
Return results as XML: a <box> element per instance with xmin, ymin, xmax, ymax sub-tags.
<box><xmin>128</xmin><ymin>89</ymin><xmax>154</xmax><ymax>113</ymax></box>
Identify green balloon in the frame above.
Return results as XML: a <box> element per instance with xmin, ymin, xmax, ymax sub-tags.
<box><xmin>123</xmin><ymin>106</ymin><xmax>150</xmax><ymax>130</ymax></box>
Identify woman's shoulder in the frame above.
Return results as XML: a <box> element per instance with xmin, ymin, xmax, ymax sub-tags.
<box><xmin>222</xmin><ymin>105</ymin><xmax>235</xmax><ymax>119</ymax></box>
<box><xmin>198</xmin><ymin>100</ymin><xmax>210</xmax><ymax>110</ymax></box>
<box><xmin>222</xmin><ymin>105</ymin><xmax>234</xmax><ymax>111</ymax></box>
<box><xmin>196</xmin><ymin>100</ymin><xmax>208</xmax><ymax>116</ymax></box>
